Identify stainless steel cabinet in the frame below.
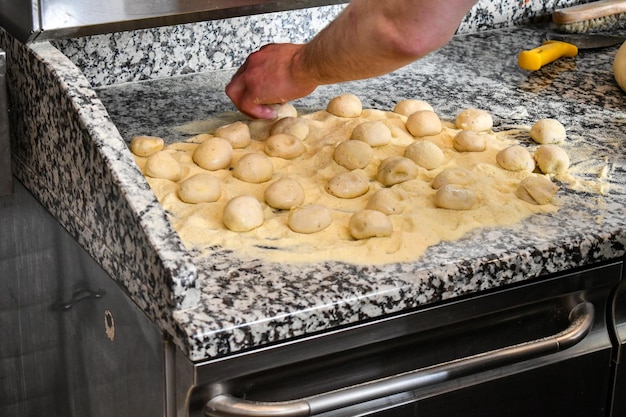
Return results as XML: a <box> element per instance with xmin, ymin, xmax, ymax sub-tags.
<box><xmin>0</xmin><ymin>179</ymin><xmax>165</xmax><ymax>417</ymax></box>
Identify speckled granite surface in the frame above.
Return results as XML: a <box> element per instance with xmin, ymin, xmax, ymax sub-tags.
<box><xmin>97</xmin><ymin>28</ymin><xmax>626</xmax><ymax>360</ymax></box>
<box><xmin>53</xmin><ymin>0</ymin><xmax>576</xmax><ymax>88</ymax></box>
<box><xmin>2</xmin><ymin>1</ymin><xmax>626</xmax><ymax>362</ymax></box>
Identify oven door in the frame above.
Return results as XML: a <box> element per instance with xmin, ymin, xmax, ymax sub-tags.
<box><xmin>189</xmin><ymin>261</ymin><xmax>621</xmax><ymax>417</ymax></box>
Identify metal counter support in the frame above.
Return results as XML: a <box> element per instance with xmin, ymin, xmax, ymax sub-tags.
<box><xmin>0</xmin><ymin>48</ymin><xmax>11</xmax><ymax>196</ymax></box>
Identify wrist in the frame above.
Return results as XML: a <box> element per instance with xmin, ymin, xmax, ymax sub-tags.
<box><xmin>290</xmin><ymin>44</ymin><xmax>324</xmax><ymax>90</ymax></box>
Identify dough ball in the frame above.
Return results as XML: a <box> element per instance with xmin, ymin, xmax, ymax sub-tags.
<box><xmin>453</xmin><ymin>130</ymin><xmax>487</xmax><ymax>152</ymax></box>
<box><xmin>348</xmin><ymin>210</ymin><xmax>393</xmax><ymax>240</ymax></box>
<box><xmin>325</xmin><ymin>171</ymin><xmax>369</xmax><ymax>199</ymax></box>
<box><xmin>516</xmin><ymin>175</ymin><xmax>558</xmax><ymax>205</ymax></box>
<box><xmin>434</xmin><ymin>185</ymin><xmax>477</xmax><ymax>210</ymax></box>
<box><xmin>193</xmin><ymin>137</ymin><xmax>233</xmax><ymax>170</ymax></box>
<box><xmin>145</xmin><ymin>151</ymin><xmax>181</xmax><ymax>180</ymax></box>
<box><xmin>326</xmin><ymin>94</ymin><xmax>362</xmax><ymax>118</ymax></box>
<box><xmin>614</xmin><ymin>41</ymin><xmax>626</xmax><ymax>92</ymax></box>
<box><xmin>534</xmin><ymin>144</ymin><xmax>570</xmax><ymax>174</ymax></box>
<box><xmin>496</xmin><ymin>145</ymin><xmax>535</xmax><ymax>172</ymax></box>
<box><xmin>214</xmin><ymin>121</ymin><xmax>251</xmax><ymax>149</ymax></box>
<box><xmin>377</xmin><ymin>156</ymin><xmax>419</xmax><ymax>187</ymax></box>
<box><xmin>432</xmin><ymin>167</ymin><xmax>473</xmax><ymax>189</ymax></box>
<box><xmin>233</xmin><ymin>153</ymin><xmax>274</xmax><ymax>183</ymax></box>
<box><xmin>456</xmin><ymin>108</ymin><xmax>493</xmax><ymax>131</ymax></box>
<box><xmin>264</xmin><ymin>133</ymin><xmax>306</xmax><ymax>159</ymax></box>
<box><xmin>270</xmin><ymin>117</ymin><xmax>310</xmax><ymax>140</ymax></box>
<box><xmin>393</xmin><ymin>99</ymin><xmax>434</xmax><ymax>116</ymax></box>
<box><xmin>270</xmin><ymin>103</ymin><xmax>298</xmax><ymax>119</ymax></box>
<box><xmin>365</xmin><ymin>188</ymin><xmax>405</xmax><ymax>215</ymax></box>
<box><xmin>288</xmin><ymin>204</ymin><xmax>333</xmax><ymax>234</ymax></box>
<box><xmin>177</xmin><ymin>173</ymin><xmax>222</xmax><ymax>204</ymax></box>
<box><xmin>334</xmin><ymin>140</ymin><xmax>374</xmax><ymax>170</ymax></box>
<box><xmin>223</xmin><ymin>195</ymin><xmax>264</xmax><ymax>232</ymax></box>
<box><xmin>406</xmin><ymin>110</ymin><xmax>443</xmax><ymax>137</ymax></box>
<box><xmin>351</xmin><ymin>120</ymin><xmax>392</xmax><ymax>146</ymax></box>
<box><xmin>264</xmin><ymin>177</ymin><xmax>305</xmax><ymax>210</ymax></box>
<box><xmin>529</xmin><ymin>119</ymin><xmax>566</xmax><ymax>144</ymax></box>
<box><xmin>404</xmin><ymin>140</ymin><xmax>445</xmax><ymax>170</ymax></box>
<box><xmin>130</xmin><ymin>135</ymin><xmax>164</xmax><ymax>157</ymax></box>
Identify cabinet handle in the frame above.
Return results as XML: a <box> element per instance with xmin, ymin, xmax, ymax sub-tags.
<box><xmin>57</xmin><ymin>287</ymin><xmax>105</xmax><ymax>311</ymax></box>
<box><xmin>204</xmin><ymin>301</ymin><xmax>594</xmax><ymax>417</ymax></box>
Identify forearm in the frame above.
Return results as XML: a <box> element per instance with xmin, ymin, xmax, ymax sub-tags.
<box><xmin>225</xmin><ymin>0</ymin><xmax>477</xmax><ymax>118</ymax></box>
<box><xmin>293</xmin><ymin>0</ymin><xmax>477</xmax><ymax>86</ymax></box>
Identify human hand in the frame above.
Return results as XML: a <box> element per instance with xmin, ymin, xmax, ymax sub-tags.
<box><xmin>225</xmin><ymin>43</ymin><xmax>318</xmax><ymax>119</ymax></box>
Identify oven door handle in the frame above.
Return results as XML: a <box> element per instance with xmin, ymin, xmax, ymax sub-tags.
<box><xmin>204</xmin><ymin>301</ymin><xmax>594</xmax><ymax>417</ymax></box>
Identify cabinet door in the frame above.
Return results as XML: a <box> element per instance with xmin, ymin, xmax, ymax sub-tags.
<box><xmin>0</xmin><ymin>179</ymin><xmax>165</xmax><ymax>417</ymax></box>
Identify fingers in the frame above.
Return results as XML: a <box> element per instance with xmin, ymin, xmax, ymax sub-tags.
<box><xmin>225</xmin><ymin>53</ymin><xmax>277</xmax><ymax>119</ymax></box>
<box><xmin>224</xmin><ymin>44</ymin><xmax>312</xmax><ymax>119</ymax></box>
<box><xmin>244</xmin><ymin>104</ymin><xmax>278</xmax><ymax>119</ymax></box>
<box><xmin>225</xmin><ymin>77</ymin><xmax>278</xmax><ymax>119</ymax></box>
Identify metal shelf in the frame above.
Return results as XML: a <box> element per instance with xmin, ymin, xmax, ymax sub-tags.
<box><xmin>0</xmin><ymin>0</ymin><xmax>348</xmax><ymax>43</ymax></box>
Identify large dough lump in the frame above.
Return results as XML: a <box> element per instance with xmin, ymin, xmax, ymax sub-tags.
<box><xmin>145</xmin><ymin>151</ymin><xmax>181</xmax><ymax>180</ymax></box>
<box><xmin>614</xmin><ymin>41</ymin><xmax>626</xmax><ymax>92</ymax></box>
<box><xmin>131</xmin><ymin>135</ymin><xmax>164</xmax><ymax>157</ymax></box>
<box><xmin>453</xmin><ymin>131</ymin><xmax>487</xmax><ymax>152</ymax></box>
<box><xmin>434</xmin><ymin>185</ymin><xmax>478</xmax><ymax>210</ymax></box>
<box><xmin>534</xmin><ymin>144</ymin><xmax>570</xmax><ymax>174</ymax></box>
<box><xmin>406</xmin><ymin>110</ymin><xmax>442</xmax><ymax>137</ymax></box>
<box><xmin>333</xmin><ymin>140</ymin><xmax>373</xmax><ymax>170</ymax></box>
<box><xmin>404</xmin><ymin>140</ymin><xmax>445</xmax><ymax>170</ymax></box>
<box><xmin>223</xmin><ymin>195</ymin><xmax>265</xmax><ymax>232</ymax></box>
<box><xmin>264</xmin><ymin>133</ymin><xmax>306</xmax><ymax>159</ymax></box>
<box><xmin>377</xmin><ymin>157</ymin><xmax>419</xmax><ymax>186</ymax></box>
<box><xmin>288</xmin><ymin>204</ymin><xmax>333</xmax><ymax>234</ymax></box>
<box><xmin>393</xmin><ymin>99</ymin><xmax>433</xmax><ymax>116</ymax></box>
<box><xmin>327</xmin><ymin>94</ymin><xmax>362</xmax><ymax>118</ymax></box>
<box><xmin>193</xmin><ymin>137</ymin><xmax>233</xmax><ymax>170</ymax></box>
<box><xmin>496</xmin><ymin>145</ymin><xmax>535</xmax><ymax>172</ymax></box>
<box><xmin>326</xmin><ymin>171</ymin><xmax>369</xmax><ymax>198</ymax></box>
<box><xmin>178</xmin><ymin>173</ymin><xmax>222</xmax><ymax>203</ymax></box>
<box><xmin>529</xmin><ymin>119</ymin><xmax>566</xmax><ymax>144</ymax></box>
<box><xmin>233</xmin><ymin>153</ymin><xmax>274</xmax><ymax>183</ymax></box>
<box><xmin>351</xmin><ymin>120</ymin><xmax>392</xmax><ymax>146</ymax></box>
<box><xmin>366</xmin><ymin>188</ymin><xmax>405</xmax><ymax>214</ymax></box>
<box><xmin>349</xmin><ymin>210</ymin><xmax>393</xmax><ymax>239</ymax></box>
<box><xmin>271</xmin><ymin>117</ymin><xmax>310</xmax><ymax>140</ymax></box>
<box><xmin>516</xmin><ymin>175</ymin><xmax>558</xmax><ymax>205</ymax></box>
<box><xmin>264</xmin><ymin>177</ymin><xmax>305</xmax><ymax>210</ymax></box>
<box><xmin>455</xmin><ymin>108</ymin><xmax>493</xmax><ymax>131</ymax></box>
<box><xmin>214</xmin><ymin>121</ymin><xmax>251</xmax><ymax>149</ymax></box>
<box><xmin>432</xmin><ymin>167</ymin><xmax>473</xmax><ymax>189</ymax></box>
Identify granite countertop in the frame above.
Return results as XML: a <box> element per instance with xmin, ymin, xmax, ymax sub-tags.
<box><xmin>2</xmin><ymin>10</ymin><xmax>626</xmax><ymax>362</ymax></box>
<box><xmin>94</xmin><ymin>27</ymin><xmax>626</xmax><ymax>361</ymax></box>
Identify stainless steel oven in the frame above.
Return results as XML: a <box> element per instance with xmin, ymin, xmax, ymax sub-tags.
<box><xmin>172</xmin><ymin>260</ymin><xmax>622</xmax><ymax>417</ymax></box>
<box><xmin>2</xmin><ymin>175</ymin><xmax>624</xmax><ymax>417</ymax></box>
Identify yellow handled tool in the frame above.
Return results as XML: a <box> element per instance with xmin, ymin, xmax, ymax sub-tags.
<box><xmin>518</xmin><ymin>40</ymin><xmax>578</xmax><ymax>71</ymax></box>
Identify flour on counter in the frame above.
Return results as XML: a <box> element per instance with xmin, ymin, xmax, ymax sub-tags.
<box><xmin>130</xmin><ymin>99</ymin><xmax>599</xmax><ymax>265</ymax></box>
